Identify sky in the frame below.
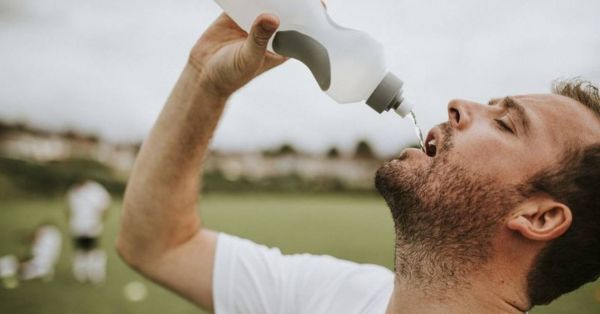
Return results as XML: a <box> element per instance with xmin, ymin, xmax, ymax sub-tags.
<box><xmin>1</xmin><ymin>0</ymin><xmax>599</xmax><ymax>156</ymax></box>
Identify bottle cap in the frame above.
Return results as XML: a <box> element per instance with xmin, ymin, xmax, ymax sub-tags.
<box><xmin>366</xmin><ymin>72</ymin><xmax>404</xmax><ymax>114</ymax></box>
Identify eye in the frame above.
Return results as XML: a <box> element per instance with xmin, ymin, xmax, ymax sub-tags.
<box><xmin>495</xmin><ymin>118</ymin><xmax>514</xmax><ymax>134</ymax></box>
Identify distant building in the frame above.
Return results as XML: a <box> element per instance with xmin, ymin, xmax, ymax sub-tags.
<box><xmin>0</xmin><ymin>123</ymin><xmax>138</xmax><ymax>177</ymax></box>
<box><xmin>204</xmin><ymin>152</ymin><xmax>381</xmax><ymax>189</ymax></box>
<box><xmin>0</xmin><ymin>121</ymin><xmax>386</xmax><ymax>188</ymax></box>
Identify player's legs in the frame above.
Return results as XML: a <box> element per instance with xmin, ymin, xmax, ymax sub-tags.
<box><xmin>72</xmin><ymin>236</ymin><xmax>96</xmax><ymax>283</ymax></box>
<box><xmin>72</xmin><ymin>250</ymin><xmax>87</xmax><ymax>283</ymax></box>
<box><xmin>88</xmin><ymin>249</ymin><xmax>106</xmax><ymax>285</ymax></box>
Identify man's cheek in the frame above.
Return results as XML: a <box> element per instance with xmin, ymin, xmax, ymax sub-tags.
<box><xmin>449</xmin><ymin>137</ymin><xmax>512</xmax><ymax>175</ymax></box>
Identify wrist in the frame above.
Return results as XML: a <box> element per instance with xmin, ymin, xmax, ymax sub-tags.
<box><xmin>182</xmin><ymin>62</ymin><xmax>231</xmax><ymax>104</ymax></box>
<box><xmin>186</xmin><ymin>59</ymin><xmax>234</xmax><ymax>102</ymax></box>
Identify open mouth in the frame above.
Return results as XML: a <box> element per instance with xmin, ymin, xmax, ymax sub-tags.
<box><xmin>424</xmin><ymin>129</ymin><xmax>439</xmax><ymax>158</ymax></box>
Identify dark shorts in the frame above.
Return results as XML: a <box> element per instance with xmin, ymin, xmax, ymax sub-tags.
<box><xmin>73</xmin><ymin>236</ymin><xmax>98</xmax><ymax>251</ymax></box>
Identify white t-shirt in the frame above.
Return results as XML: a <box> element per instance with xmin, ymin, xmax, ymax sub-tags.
<box><xmin>32</xmin><ymin>226</ymin><xmax>62</xmax><ymax>265</ymax></box>
<box><xmin>213</xmin><ymin>233</ymin><xmax>394</xmax><ymax>314</ymax></box>
<box><xmin>67</xmin><ymin>181</ymin><xmax>111</xmax><ymax>237</ymax></box>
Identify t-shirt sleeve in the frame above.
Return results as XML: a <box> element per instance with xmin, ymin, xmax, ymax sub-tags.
<box><xmin>212</xmin><ymin>233</ymin><xmax>394</xmax><ymax>314</ymax></box>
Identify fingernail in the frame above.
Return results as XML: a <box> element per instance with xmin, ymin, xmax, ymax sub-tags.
<box><xmin>261</xmin><ymin>20</ymin><xmax>277</xmax><ymax>32</ymax></box>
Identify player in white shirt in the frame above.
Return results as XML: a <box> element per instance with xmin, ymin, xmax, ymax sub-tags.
<box><xmin>117</xmin><ymin>2</ymin><xmax>600</xmax><ymax>314</ymax></box>
<box><xmin>67</xmin><ymin>180</ymin><xmax>111</xmax><ymax>284</ymax></box>
<box><xmin>21</xmin><ymin>224</ymin><xmax>62</xmax><ymax>282</ymax></box>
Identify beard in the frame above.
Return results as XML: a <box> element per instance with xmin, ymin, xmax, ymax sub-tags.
<box><xmin>375</xmin><ymin>124</ymin><xmax>525</xmax><ymax>291</ymax></box>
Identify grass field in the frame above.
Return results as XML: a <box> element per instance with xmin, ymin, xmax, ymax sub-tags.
<box><xmin>0</xmin><ymin>193</ymin><xmax>598</xmax><ymax>313</ymax></box>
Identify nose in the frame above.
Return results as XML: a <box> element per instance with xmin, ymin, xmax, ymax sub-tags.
<box><xmin>447</xmin><ymin>99</ymin><xmax>480</xmax><ymax>130</ymax></box>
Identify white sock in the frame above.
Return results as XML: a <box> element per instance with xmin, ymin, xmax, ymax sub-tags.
<box><xmin>88</xmin><ymin>250</ymin><xmax>106</xmax><ymax>285</ymax></box>
<box><xmin>73</xmin><ymin>251</ymin><xmax>88</xmax><ymax>283</ymax></box>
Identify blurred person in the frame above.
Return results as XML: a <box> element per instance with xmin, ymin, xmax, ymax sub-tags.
<box><xmin>0</xmin><ymin>255</ymin><xmax>20</xmax><ymax>289</ymax></box>
<box><xmin>21</xmin><ymin>224</ymin><xmax>62</xmax><ymax>281</ymax></box>
<box><xmin>117</xmin><ymin>8</ymin><xmax>600</xmax><ymax>314</ymax></box>
<box><xmin>67</xmin><ymin>180</ymin><xmax>111</xmax><ymax>284</ymax></box>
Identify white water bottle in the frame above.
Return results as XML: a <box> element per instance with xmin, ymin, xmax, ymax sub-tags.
<box><xmin>214</xmin><ymin>0</ymin><xmax>413</xmax><ymax>117</ymax></box>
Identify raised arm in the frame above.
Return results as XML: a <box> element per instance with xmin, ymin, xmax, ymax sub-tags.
<box><xmin>116</xmin><ymin>13</ymin><xmax>286</xmax><ymax>312</ymax></box>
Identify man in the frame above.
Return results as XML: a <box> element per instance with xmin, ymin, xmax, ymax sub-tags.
<box><xmin>117</xmin><ymin>10</ymin><xmax>600</xmax><ymax>314</ymax></box>
<box><xmin>67</xmin><ymin>180</ymin><xmax>111</xmax><ymax>284</ymax></box>
<box><xmin>20</xmin><ymin>224</ymin><xmax>62</xmax><ymax>282</ymax></box>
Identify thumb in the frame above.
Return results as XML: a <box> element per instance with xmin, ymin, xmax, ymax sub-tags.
<box><xmin>240</xmin><ymin>14</ymin><xmax>279</xmax><ymax>67</ymax></box>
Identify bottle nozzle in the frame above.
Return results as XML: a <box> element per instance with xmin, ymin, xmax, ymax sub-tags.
<box><xmin>393</xmin><ymin>98</ymin><xmax>413</xmax><ymax>118</ymax></box>
<box><xmin>366</xmin><ymin>72</ymin><xmax>412</xmax><ymax>117</ymax></box>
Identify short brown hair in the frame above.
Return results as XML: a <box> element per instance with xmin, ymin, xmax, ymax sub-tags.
<box><xmin>526</xmin><ymin>79</ymin><xmax>600</xmax><ymax>305</ymax></box>
<box><xmin>552</xmin><ymin>78</ymin><xmax>600</xmax><ymax>116</ymax></box>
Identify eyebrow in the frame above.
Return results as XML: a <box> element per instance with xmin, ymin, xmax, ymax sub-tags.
<box><xmin>488</xmin><ymin>97</ymin><xmax>531</xmax><ymax>135</ymax></box>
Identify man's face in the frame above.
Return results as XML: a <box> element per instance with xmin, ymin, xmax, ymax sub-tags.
<box><xmin>375</xmin><ymin>93</ymin><xmax>600</xmax><ymax>277</ymax></box>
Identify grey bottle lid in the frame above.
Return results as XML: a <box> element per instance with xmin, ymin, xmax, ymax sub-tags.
<box><xmin>366</xmin><ymin>72</ymin><xmax>412</xmax><ymax>117</ymax></box>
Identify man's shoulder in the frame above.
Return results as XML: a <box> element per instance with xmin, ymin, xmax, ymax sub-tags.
<box><xmin>217</xmin><ymin>232</ymin><xmax>394</xmax><ymax>278</ymax></box>
<box><xmin>214</xmin><ymin>233</ymin><xmax>394</xmax><ymax>314</ymax></box>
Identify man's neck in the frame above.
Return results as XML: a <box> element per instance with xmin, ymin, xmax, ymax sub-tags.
<box><xmin>385</xmin><ymin>265</ymin><xmax>529</xmax><ymax>314</ymax></box>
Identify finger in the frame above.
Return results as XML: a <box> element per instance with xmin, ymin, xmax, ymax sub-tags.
<box><xmin>321</xmin><ymin>0</ymin><xmax>327</xmax><ymax>9</ymax></box>
<box><xmin>260</xmin><ymin>53</ymin><xmax>289</xmax><ymax>73</ymax></box>
<box><xmin>240</xmin><ymin>14</ymin><xmax>280</xmax><ymax>66</ymax></box>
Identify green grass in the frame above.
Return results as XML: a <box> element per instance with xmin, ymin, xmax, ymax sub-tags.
<box><xmin>0</xmin><ymin>194</ymin><xmax>598</xmax><ymax>313</ymax></box>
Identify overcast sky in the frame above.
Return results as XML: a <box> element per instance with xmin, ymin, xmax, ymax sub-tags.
<box><xmin>1</xmin><ymin>0</ymin><xmax>599</xmax><ymax>156</ymax></box>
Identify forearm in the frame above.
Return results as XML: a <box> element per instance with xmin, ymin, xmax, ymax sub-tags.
<box><xmin>116</xmin><ymin>13</ymin><xmax>285</xmax><ymax>309</ymax></box>
<box><xmin>119</xmin><ymin>63</ymin><xmax>227</xmax><ymax>260</ymax></box>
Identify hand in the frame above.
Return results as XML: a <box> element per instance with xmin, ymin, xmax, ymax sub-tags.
<box><xmin>189</xmin><ymin>13</ymin><xmax>287</xmax><ymax>98</ymax></box>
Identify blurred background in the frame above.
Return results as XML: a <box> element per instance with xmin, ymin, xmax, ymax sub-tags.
<box><xmin>1</xmin><ymin>0</ymin><xmax>599</xmax><ymax>313</ymax></box>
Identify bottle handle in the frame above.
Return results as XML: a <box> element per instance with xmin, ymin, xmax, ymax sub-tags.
<box><xmin>273</xmin><ymin>31</ymin><xmax>331</xmax><ymax>91</ymax></box>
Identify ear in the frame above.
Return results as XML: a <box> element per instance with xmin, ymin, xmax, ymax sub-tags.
<box><xmin>507</xmin><ymin>196</ymin><xmax>572</xmax><ymax>241</ymax></box>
